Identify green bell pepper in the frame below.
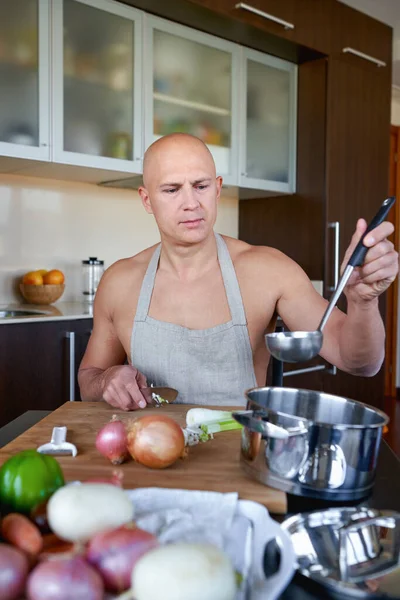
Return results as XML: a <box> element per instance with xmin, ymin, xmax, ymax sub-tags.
<box><xmin>0</xmin><ymin>449</ymin><xmax>65</xmax><ymax>514</ymax></box>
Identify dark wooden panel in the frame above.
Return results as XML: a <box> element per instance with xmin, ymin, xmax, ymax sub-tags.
<box><xmin>187</xmin><ymin>0</ymin><xmax>333</xmax><ymax>55</ymax></box>
<box><xmin>239</xmin><ymin>58</ymin><xmax>327</xmax><ymax>280</ymax></box>
<box><xmin>323</xmin><ymin>57</ymin><xmax>391</xmax><ymax>408</ymax></box>
<box><xmin>0</xmin><ymin>319</ymin><xmax>93</xmax><ymax>427</ymax></box>
<box><xmin>120</xmin><ymin>0</ymin><xmax>323</xmax><ymax>63</ymax></box>
<box><xmin>331</xmin><ymin>0</ymin><xmax>392</xmax><ymax>67</ymax></box>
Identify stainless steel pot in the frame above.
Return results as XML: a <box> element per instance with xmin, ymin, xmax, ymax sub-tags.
<box><xmin>233</xmin><ymin>387</ymin><xmax>389</xmax><ymax>501</ymax></box>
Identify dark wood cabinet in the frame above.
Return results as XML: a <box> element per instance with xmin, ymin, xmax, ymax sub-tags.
<box><xmin>321</xmin><ymin>57</ymin><xmax>392</xmax><ymax>408</ymax></box>
<box><xmin>330</xmin><ymin>1</ymin><xmax>392</xmax><ymax>67</ymax></box>
<box><xmin>187</xmin><ymin>0</ymin><xmax>332</xmax><ymax>54</ymax></box>
<box><xmin>0</xmin><ymin>318</ymin><xmax>92</xmax><ymax>428</ymax></box>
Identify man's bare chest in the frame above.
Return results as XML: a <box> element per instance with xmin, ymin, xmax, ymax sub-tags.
<box><xmin>148</xmin><ymin>270</ymin><xmax>231</xmax><ymax>330</ymax></box>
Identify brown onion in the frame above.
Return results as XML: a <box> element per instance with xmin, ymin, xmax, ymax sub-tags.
<box><xmin>0</xmin><ymin>543</ymin><xmax>29</xmax><ymax>600</ymax></box>
<box><xmin>86</xmin><ymin>523</ymin><xmax>158</xmax><ymax>592</ymax></box>
<box><xmin>127</xmin><ymin>414</ymin><xmax>186</xmax><ymax>469</ymax></box>
<box><xmin>27</xmin><ymin>556</ymin><xmax>103</xmax><ymax>600</ymax></box>
<box><xmin>95</xmin><ymin>414</ymin><xmax>129</xmax><ymax>465</ymax></box>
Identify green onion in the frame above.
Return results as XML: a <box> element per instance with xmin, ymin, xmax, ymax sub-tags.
<box><xmin>200</xmin><ymin>420</ymin><xmax>242</xmax><ymax>434</ymax></box>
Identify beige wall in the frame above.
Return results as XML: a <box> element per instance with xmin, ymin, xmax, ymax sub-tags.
<box><xmin>0</xmin><ymin>174</ymin><xmax>239</xmax><ymax>304</ymax></box>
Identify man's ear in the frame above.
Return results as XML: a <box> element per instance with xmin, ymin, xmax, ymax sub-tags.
<box><xmin>215</xmin><ymin>176</ymin><xmax>223</xmax><ymax>201</ymax></box>
<box><xmin>138</xmin><ymin>186</ymin><xmax>153</xmax><ymax>214</ymax></box>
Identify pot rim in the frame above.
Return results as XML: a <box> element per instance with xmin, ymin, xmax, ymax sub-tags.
<box><xmin>244</xmin><ymin>386</ymin><xmax>390</xmax><ymax>430</ymax></box>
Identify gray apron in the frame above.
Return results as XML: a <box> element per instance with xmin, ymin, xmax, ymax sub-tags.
<box><xmin>130</xmin><ymin>233</ymin><xmax>257</xmax><ymax>406</ymax></box>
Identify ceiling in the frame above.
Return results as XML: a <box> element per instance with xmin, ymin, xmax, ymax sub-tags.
<box><xmin>340</xmin><ymin>0</ymin><xmax>400</xmax><ymax>86</ymax></box>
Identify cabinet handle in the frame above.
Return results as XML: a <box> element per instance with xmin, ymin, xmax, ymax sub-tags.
<box><xmin>342</xmin><ymin>47</ymin><xmax>386</xmax><ymax>68</ymax></box>
<box><xmin>234</xmin><ymin>3</ymin><xmax>294</xmax><ymax>30</ymax></box>
<box><xmin>328</xmin><ymin>222</ymin><xmax>340</xmax><ymax>292</ymax></box>
<box><xmin>283</xmin><ymin>365</ymin><xmax>326</xmax><ymax>378</ymax></box>
<box><xmin>65</xmin><ymin>332</ymin><xmax>75</xmax><ymax>402</ymax></box>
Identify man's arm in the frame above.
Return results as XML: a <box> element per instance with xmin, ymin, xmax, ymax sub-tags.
<box><xmin>275</xmin><ymin>219</ymin><xmax>398</xmax><ymax>376</ymax></box>
<box><xmin>78</xmin><ymin>267</ymin><xmax>148</xmax><ymax>410</ymax></box>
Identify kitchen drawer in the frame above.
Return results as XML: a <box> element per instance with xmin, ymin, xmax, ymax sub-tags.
<box><xmin>188</xmin><ymin>0</ymin><xmax>332</xmax><ymax>54</ymax></box>
<box><xmin>330</xmin><ymin>1</ymin><xmax>392</xmax><ymax>70</ymax></box>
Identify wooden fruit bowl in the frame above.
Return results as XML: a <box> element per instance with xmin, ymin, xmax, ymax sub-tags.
<box><xmin>19</xmin><ymin>284</ymin><xmax>65</xmax><ymax>305</ymax></box>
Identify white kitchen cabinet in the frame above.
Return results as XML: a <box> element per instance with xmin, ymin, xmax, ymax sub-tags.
<box><xmin>239</xmin><ymin>48</ymin><xmax>297</xmax><ymax>194</ymax></box>
<box><xmin>51</xmin><ymin>0</ymin><xmax>143</xmax><ymax>174</ymax></box>
<box><xmin>0</xmin><ymin>0</ymin><xmax>298</xmax><ymax>194</ymax></box>
<box><xmin>0</xmin><ymin>0</ymin><xmax>50</xmax><ymax>161</ymax></box>
<box><xmin>143</xmin><ymin>15</ymin><xmax>240</xmax><ymax>187</ymax></box>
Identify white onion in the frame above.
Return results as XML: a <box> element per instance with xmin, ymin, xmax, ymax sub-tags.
<box><xmin>47</xmin><ymin>483</ymin><xmax>134</xmax><ymax>542</ymax></box>
<box><xmin>132</xmin><ymin>542</ymin><xmax>237</xmax><ymax>600</ymax></box>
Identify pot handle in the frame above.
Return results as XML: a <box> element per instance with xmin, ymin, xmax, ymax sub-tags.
<box><xmin>232</xmin><ymin>411</ymin><xmax>307</xmax><ymax>440</ymax></box>
<box><xmin>339</xmin><ymin>514</ymin><xmax>400</xmax><ymax>582</ymax></box>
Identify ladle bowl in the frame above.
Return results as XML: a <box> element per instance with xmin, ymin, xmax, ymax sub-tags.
<box><xmin>266</xmin><ymin>331</ymin><xmax>322</xmax><ymax>363</ymax></box>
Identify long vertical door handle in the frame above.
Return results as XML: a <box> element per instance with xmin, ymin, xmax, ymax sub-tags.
<box><xmin>65</xmin><ymin>332</ymin><xmax>76</xmax><ymax>401</ymax></box>
<box><xmin>328</xmin><ymin>222</ymin><xmax>340</xmax><ymax>292</ymax></box>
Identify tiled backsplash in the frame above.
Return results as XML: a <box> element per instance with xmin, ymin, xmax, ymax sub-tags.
<box><xmin>0</xmin><ymin>174</ymin><xmax>239</xmax><ymax>304</ymax></box>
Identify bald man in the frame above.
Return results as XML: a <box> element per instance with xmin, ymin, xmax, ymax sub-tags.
<box><xmin>78</xmin><ymin>133</ymin><xmax>399</xmax><ymax>410</ymax></box>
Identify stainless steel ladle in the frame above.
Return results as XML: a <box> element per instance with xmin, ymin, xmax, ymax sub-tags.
<box><xmin>265</xmin><ymin>197</ymin><xmax>396</xmax><ymax>363</ymax></box>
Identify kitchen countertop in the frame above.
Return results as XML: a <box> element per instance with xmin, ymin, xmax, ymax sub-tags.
<box><xmin>0</xmin><ymin>405</ymin><xmax>399</xmax><ymax>599</ymax></box>
<box><xmin>0</xmin><ymin>301</ymin><xmax>93</xmax><ymax>324</ymax></box>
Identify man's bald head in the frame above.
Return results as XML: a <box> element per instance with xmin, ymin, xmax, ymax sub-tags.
<box><xmin>142</xmin><ymin>133</ymin><xmax>216</xmax><ymax>189</ymax></box>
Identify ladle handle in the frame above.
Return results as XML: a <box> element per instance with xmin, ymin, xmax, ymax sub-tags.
<box><xmin>348</xmin><ymin>197</ymin><xmax>396</xmax><ymax>267</ymax></box>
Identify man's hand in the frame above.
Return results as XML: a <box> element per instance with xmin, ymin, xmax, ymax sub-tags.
<box><xmin>343</xmin><ymin>218</ymin><xmax>399</xmax><ymax>303</ymax></box>
<box><xmin>102</xmin><ymin>365</ymin><xmax>149</xmax><ymax>411</ymax></box>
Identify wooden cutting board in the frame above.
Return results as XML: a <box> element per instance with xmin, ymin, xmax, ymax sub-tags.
<box><xmin>0</xmin><ymin>402</ymin><xmax>287</xmax><ymax>515</ymax></box>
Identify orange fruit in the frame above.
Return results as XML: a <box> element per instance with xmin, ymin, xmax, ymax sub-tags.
<box><xmin>43</xmin><ymin>269</ymin><xmax>65</xmax><ymax>285</ymax></box>
<box><xmin>22</xmin><ymin>271</ymin><xmax>44</xmax><ymax>286</ymax></box>
<box><xmin>36</xmin><ymin>269</ymin><xmax>48</xmax><ymax>276</ymax></box>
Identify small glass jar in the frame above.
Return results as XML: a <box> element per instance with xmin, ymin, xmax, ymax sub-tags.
<box><xmin>82</xmin><ymin>257</ymin><xmax>104</xmax><ymax>303</ymax></box>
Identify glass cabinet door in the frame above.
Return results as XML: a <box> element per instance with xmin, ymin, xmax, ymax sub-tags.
<box><xmin>52</xmin><ymin>0</ymin><xmax>142</xmax><ymax>172</ymax></box>
<box><xmin>0</xmin><ymin>0</ymin><xmax>50</xmax><ymax>160</ymax></box>
<box><xmin>240</xmin><ymin>48</ymin><xmax>297</xmax><ymax>193</ymax></box>
<box><xmin>145</xmin><ymin>17</ymin><xmax>239</xmax><ymax>186</ymax></box>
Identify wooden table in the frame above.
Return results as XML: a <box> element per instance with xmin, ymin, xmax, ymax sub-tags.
<box><xmin>0</xmin><ymin>402</ymin><xmax>287</xmax><ymax>515</ymax></box>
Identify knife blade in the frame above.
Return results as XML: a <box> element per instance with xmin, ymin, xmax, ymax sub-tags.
<box><xmin>141</xmin><ymin>386</ymin><xmax>179</xmax><ymax>406</ymax></box>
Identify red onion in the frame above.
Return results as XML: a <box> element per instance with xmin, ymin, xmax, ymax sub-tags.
<box><xmin>86</xmin><ymin>523</ymin><xmax>158</xmax><ymax>592</ymax></box>
<box><xmin>126</xmin><ymin>414</ymin><xmax>186</xmax><ymax>469</ymax></box>
<box><xmin>0</xmin><ymin>543</ymin><xmax>29</xmax><ymax>600</ymax></box>
<box><xmin>84</xmin><ymin>469</ymin><xmax>124</xmax><ymax>487</ymax></box>
<box><xmin>27</xmin><ymin>556</ymin><xmax>103</xmax><ymax>600</ymax></box>
<box><xmin>95</xmin><ymin>414</ymin><xmax>129</xmax><ymax>465</ymax></box>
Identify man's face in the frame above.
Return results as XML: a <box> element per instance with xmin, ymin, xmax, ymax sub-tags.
<box><xmin>139</xmin><ymin>140</ymin><xmax>222</xmax><ymax>245</ymax></box>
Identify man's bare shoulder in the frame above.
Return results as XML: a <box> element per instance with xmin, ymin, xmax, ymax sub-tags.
<box><xmin>94</xmin><ymin>244</ymin><xmax>159</xmax><ymax>316</ymax></box>
<box><xmin>221</xmin><ymin>235</ymin><xmax>297</xmax><ymax>274</ymax></box>
<box><xmin>101</xmin><ymin>244</ymin><xmax>158</xmax><ymax>286</ymax></box>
